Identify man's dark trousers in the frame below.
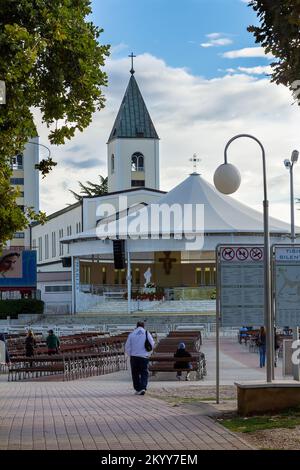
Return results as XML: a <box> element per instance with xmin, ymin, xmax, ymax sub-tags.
<box><xmin>130</xmin><ymin>356</ymin><xmax>149</xmax><ymax>391</ymax></box>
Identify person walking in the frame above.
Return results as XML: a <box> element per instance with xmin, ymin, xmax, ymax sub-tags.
<box><xmin>174</xmin><ymin>342</ymin><xmax>192</xmax><ymax>381</ymax></box>
<box><xmin>257</xmin><ymin>326</ymin><xmax>266</xmax><ymax>368</ymax></box>
<box><xmin>46</xmin><ymin>329</ymin><xmax>60</xmax><ymax>355</ymax></box>
<box><xmin>25</xmin><ymin>330</ymin><xmax>36</xmax><ymax>357</ymax></box>
<box><xmin>125</xmin><ymin>321</ymin><xmax>154</xmax><ymax>395</ymax></box>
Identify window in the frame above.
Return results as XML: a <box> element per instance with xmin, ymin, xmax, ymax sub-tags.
<box><xmin>10</xmin><ymin>178</ymin><xmax>24</xmax><ymax>185</ymax></box>
<box><xmin>82</xmin><ymin>266</ymin><xmax>91</xmax><ymax>284</ymax></box>
<box><xmin>195</xmin><ymin>268</ymin><xmax>201</xmax><ymax>285</ymax></box>
<box><xmin>38</xmin><ymin>237</ymin><xmax>42</xmax><ymax>261</ymax></box>
<box><xmin>204</xmin><ymin>267</ymin><xmax>211</xmax><ymax>286</ymax></box>
<box><xmin>135</xmin><ymin>268</ymin><xmax>140</xmax><ymax>285</ymax></box>
<box><xmin>59</xmin><ymin>229</ymin><xmax>64</xmax><ymax>256</ymax></box>
<box><xmin>11</xmin><ymin>153</ymin><xmax>23</xmax><ymax>170</ymax></box>
<box><xmin>131</xmin><ymin>180</ymin><xmax>145</xmax><ymax>187</ymax></box>
<box><xmin>102</xmin><ymin>267</ymin><xmax>106</xmax><ymax>285</ymax></box>
<box><xmin>14</xmin><ymin>232</ymin><xmax>25</xmax><ymax>239</ymax></box>
<box><xmin>32</xmin><ymin>239</ymin><xmax>37</xmax><ymax>250</ymax></box>
<box><xmin>45</xmin><ymin>285</ymin><xmax>72</xmax><ymax>292</ymax></box>
<box><xmin>111</xmin><ymin>154</ymin><xmax>115</xmax><ymax>173</ymax></box>
<box><xmin>131</xmin><ymin>152</ymin><xmax>144</xmax><ymax>172</ymax></box>
<box><xmin>67</xmin><ymin>226</ymin><xmax>72</xmax><ymax>254</ymax></box>
<box><xmin>76</xmin><ymin>222</ymin><xmax>81</xmax><ymax>234</ymax></box>
<box><xmin>45</xmin><ymin>234</ymin><xmax>49</xmax><ymax>259</ymax></box>
<box><xmin>51</xmin><ymin>232</ymin><xmax>56</xmax><ymax>258</ymax></box>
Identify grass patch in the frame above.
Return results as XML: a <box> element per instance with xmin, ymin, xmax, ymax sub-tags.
<box><xmin>220</xmin><ymin>408</ymin><xmax>300</xmax><ymax>433</ymax></box>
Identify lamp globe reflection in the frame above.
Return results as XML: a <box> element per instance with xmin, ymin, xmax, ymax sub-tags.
<box><xmin>213</xmin><ymin>163</ymin><xmax>241</xmax><ymax>195</ymax></box>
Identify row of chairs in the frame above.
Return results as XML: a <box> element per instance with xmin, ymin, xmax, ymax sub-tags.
<box><xmin>7</xmin><ymin>334</ymin><xmax>127</xmax><ymax>381</ymax></box>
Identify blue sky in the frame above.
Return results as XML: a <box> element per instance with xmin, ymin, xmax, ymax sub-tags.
<box><xmin>37</xmin><ymin>0</ymin><xmax>300</xmax><ymax>226</ymax></box>
<box><xmin>92</xmin><ymin>0</ymin><xmax>267</xmax><ymax>78</ymax></box>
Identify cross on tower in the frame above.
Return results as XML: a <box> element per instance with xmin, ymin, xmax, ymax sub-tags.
<box><xmin>128</xmin><ymin>52</ymin><xmax>136</xmax><ymax>75</ymax></box>
<box><xmin>189</xmin><ymin>153</ymin><xmax>201</xmax><ymax>173</ymax></box>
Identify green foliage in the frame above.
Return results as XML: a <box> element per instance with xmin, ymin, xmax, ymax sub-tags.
<box><xmin>248</xmin><ymin>1</ymin><xmax>300</xmax><ymax>94</ymax></box>
<box><xmin>70</xmin><ymin>174</ymin><xmax>108</xmax><ymax>200</ymax></box>
<box><xmin>220</xmin><ymin>407</ymin><xmax>300</xmax><ymax>433</ymax></box>
<box><xmin>0</xmin><ymin>299</ymin><xmax>44</xmax><ymax>316</ymax></box>
<box><xmin>0</xmin><ymin>0</ymin><xmax>109</xmax><ymax>247</ymax></box>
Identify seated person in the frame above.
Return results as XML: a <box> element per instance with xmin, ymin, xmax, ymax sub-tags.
<box><xmin>239</xmin><ymin>326</ymin><xmax>248</xmax><ymax>344</ymax></box>
<box><xmin>174</xmin><ymin>342</ymin><xmax>192</xmax><ymax>381</ymax></box>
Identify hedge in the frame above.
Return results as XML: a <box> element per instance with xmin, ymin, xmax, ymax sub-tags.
<box><xmin>0</xmin><ymin>299</ymin><xmax>44</xmax><ymax>318</ymax></box>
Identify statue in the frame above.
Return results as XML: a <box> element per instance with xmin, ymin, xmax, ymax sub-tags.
<box><xmin>144</xmin><ymin>267</ymin><xmax>152</xmax><ymax>287</ymax></box>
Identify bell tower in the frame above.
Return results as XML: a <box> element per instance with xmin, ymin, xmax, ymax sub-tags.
<box><xmin>107</xmin><ymin>54</ymin><xmax>160</xmax><ymax>193</ymax></box>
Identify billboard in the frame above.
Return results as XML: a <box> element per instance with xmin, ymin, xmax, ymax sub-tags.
<box><xmin>0</xmin><ymin>250</ymin><xmax>37</xmax><ymax>288</ymax></box>
<box><xmin>217</xmin><ymin>244</ymin><xmax>264</xmax><ymax>327</ymax></box>
<box><xmin>274</xmin><ymin>245</ymin><xmax>300</xmax><ymax>327</ymax></box>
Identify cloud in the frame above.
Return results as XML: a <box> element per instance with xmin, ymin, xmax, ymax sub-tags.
<box><xmin>110</xmin><ymin>43</ymin><xmax>129</xmax><ymax>55</ymax></box>
<box><xmin>34</xmin><ymin>53</ymin><xmax>300</xmax><ymax>227</ymax></box>
<box><xmin>222</xmin><ymin>47</ymin><xmax>273</xmax><ymax>59</ymax></box>
<box><xmin>237</xmin><ymin>66</ymin><xmax>272</xmax><ymax>75</ymax></box>
<box><xmin>201</xmin><ymin>33</ymin><xmax>233</xmax><ymax>48</ymax></box>
<box><xmin>224</xmin><ymin>65</ymin><xmax>272</xmax><ymax>75</ymax></box>
<box><xmin>64</xmin><ymin>157</ymin><xmax>102</xmax><ymax>169</ymax></box>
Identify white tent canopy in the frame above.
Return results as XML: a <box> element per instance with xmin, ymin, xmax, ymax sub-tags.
<box><xmin>63</xmin><ymin>173</ymin><xmax>292</xmax><ymax>244</ymax></box>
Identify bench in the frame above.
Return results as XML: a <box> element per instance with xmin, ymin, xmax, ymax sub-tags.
<box><xmin>149</xmin><ymin>354</ymin><xmax>206</xmax><ymax>380</ymax></box>
<box><xmin>7</xmin><ymin>333</ymin><xmax>128</xmax><ymax>381</ymax></box>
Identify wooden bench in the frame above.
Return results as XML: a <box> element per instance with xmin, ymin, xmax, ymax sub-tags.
<box><xmin>167</xmin><ymin>330</ymin><xmax>202</xmax><ymax>346</ymax></box>
<box><xmin>7</xmin><ymin>332</ymin><xmax>128</xmax><ymax>381</ymax></box>
<box><xmin>149</xmin><ymin>353</ymin><xmax>206</xmax><ymax>380</ymax></box>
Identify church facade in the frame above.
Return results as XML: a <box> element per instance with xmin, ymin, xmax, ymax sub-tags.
<box><xmin>32</xmin><ymin>67</ymin><xmax>292</xmax><ymax>314</ymax></box>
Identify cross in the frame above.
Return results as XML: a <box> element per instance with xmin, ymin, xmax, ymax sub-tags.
<box><xmin>158</xmin><ymin>251</ymin><xmax>177</xmax><ymax>275</ymax></box>
<box><xmin>128</xmin><ymin>52</ymin><xmax>136</xmax><ymax>75</ymax></box>
<box><xmin>189</xmin><ymin>153</ymin><xmax>201</xmax><ymax>173</ymax></box>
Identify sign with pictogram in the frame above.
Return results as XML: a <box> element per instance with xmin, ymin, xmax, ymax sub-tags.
<box><xmin>236</xmin><ymin>247</ymin><xmax>249</xmax><ymax>261</ymax></box>
<box><xmin>250</xmin><ymin>247</ymin><xmax>263</xmax><ymax>261</ymax></box>
<box><xmin>217</xmin><ymin>245</ymin><xmax>264</xmax><ymax>327</ymax></box>
<box><xmin>222</xmin><ymin>247</ymin><xmax>235</xmax><ymax>261</ymax></box>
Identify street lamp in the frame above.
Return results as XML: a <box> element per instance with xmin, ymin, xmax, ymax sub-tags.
<box><xmin>284</xmin><ymin>150</ymin><xmax>299</xmax><ymax>242</ymax></box>
<box><xmin>214</xmin><ymin>134</ymin><xmax>273</xmax><ymax>383</ymax></box>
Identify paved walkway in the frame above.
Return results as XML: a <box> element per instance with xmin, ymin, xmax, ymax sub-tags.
<box><xmin>0</xmin><ymin>373</ymin><xmax>252</xmax><ymax>450</ymax></box>
<box><xmin>1</xmin><ymin>337</ymin><xmax>277</xmax><ymax>451</ymax></box>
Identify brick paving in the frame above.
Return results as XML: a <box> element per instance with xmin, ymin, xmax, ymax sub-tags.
<box><xmin>0</xmin><ymin>373</ymin><xmax>253</xmax><ymax>450</ymax></box>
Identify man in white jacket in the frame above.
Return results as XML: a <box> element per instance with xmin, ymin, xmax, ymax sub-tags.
<box><xmin>125</xmin><ymin>321</ymin><xmax>155</xmax><ymax>395</ymax></box>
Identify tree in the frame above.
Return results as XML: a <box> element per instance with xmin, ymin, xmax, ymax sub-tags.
<box><xmin>70</xmin><ymin>175</ymin><xmax>108</xmax><ymax>201</ymax></box>
<box><xmin>0</xmin><ymin>0</ymin><xmax>109</xmax><ymax>248</ymax></box>
<box><xmin>248</xmin><ymin>1</ymin><xmax>300</xmax><ymax>98</ymax></box>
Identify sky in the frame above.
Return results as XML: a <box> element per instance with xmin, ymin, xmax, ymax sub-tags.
<box><xmin>35</xmin><ymin>0</ymin><xmax>300</xmax><ymax>227</ymax></box>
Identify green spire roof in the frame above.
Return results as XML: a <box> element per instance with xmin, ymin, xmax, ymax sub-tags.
<box><xmin>108</xmin><ymin>75</ymin><xmax>159</xmax><ymax>142</ymax></box>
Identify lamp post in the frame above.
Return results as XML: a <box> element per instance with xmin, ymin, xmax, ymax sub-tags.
<box><xmin>284</xmin><ymin>150</ymin><xmax>299</xmax><ymax>243</ymax></box>
<box><xmin>214</xmin><ymin>134</ymin><xmax>273</xmax><ymax>383</ymax></box>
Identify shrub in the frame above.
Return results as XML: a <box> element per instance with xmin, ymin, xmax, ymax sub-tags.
<box><xmin>0</xmin><ymin>299</ymin><xmax>44</xmax><ymax>318</ymax></box>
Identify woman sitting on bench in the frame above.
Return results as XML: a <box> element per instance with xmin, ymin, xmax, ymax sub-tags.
<box><xmin>174</xmin><ymin>342</ymin><xmax>192</xmax><ymax>381</ymax></box>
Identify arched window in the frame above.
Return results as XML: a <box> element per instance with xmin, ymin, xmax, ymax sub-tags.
<box><xmin>111</xmin><ymin>154</ymin><xmax>115</xmax><ymax>173</ymax></box>
<box><xmin>131</xmin><ymin>152</ymin><xmax>144</xmax><ymax>172</ymax></box>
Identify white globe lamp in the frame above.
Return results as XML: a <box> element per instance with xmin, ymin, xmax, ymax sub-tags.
<box><xmin>213</xmin><ymin>163</ymin><xmax>241</xmax><ymax>195</ymax></box>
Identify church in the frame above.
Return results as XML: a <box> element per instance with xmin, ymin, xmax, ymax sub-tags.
<box><xmin>31</xmin><ymin>64</ymin><xmax>292</xmax><ymax>314</ymax></box>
